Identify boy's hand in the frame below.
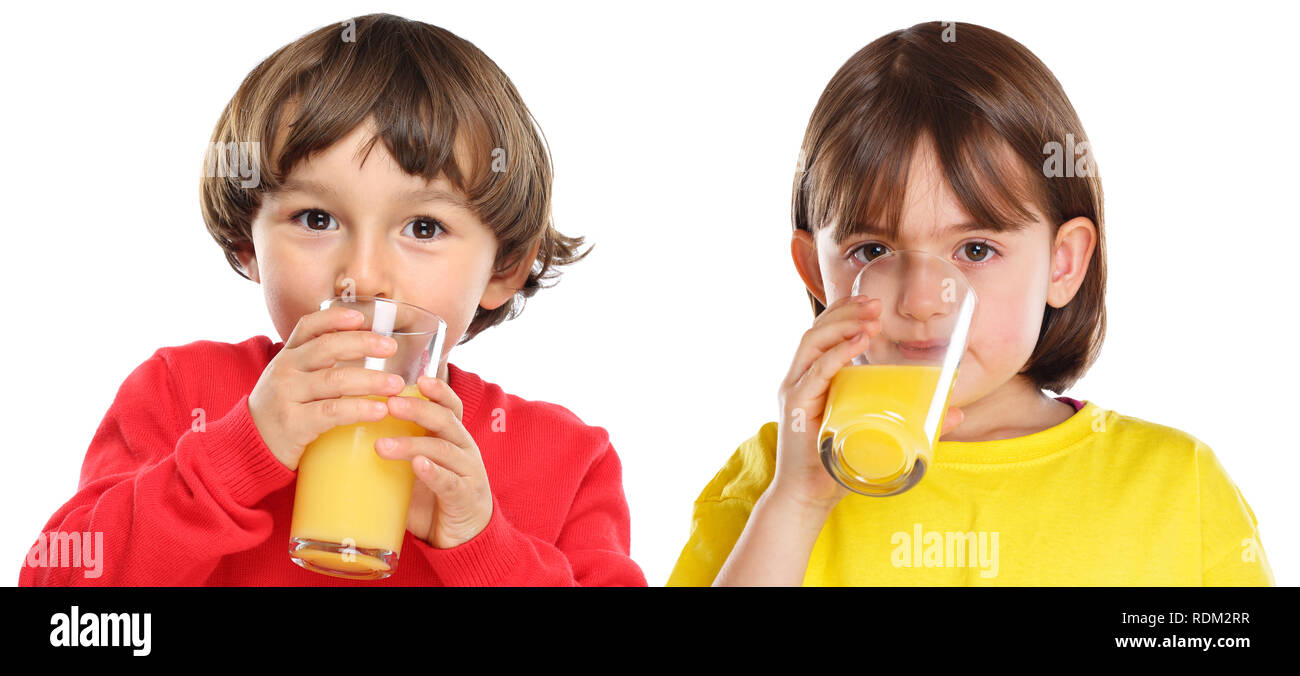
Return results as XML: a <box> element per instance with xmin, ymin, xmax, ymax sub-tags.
<box><xmin>248</xmin><ymin>306</ymin><xmax>407</xmax><ymax>471</ymax></box>
<box><xmin>770</xmin><ymin>295</ymin><xmax>965</xmax><ymax>515</ymax></box>
<box><xmin>374</xmin><ymin>375</ymin><xmax>493</xmax><ymax>549</ymax></box>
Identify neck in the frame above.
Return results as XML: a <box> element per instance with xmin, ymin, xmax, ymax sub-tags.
<box><xmin>941</xmin><ymin>375</ymin><xmax>1074</xmax><ymax>443</ymax></box>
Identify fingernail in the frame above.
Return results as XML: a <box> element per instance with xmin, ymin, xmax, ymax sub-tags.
<box><xmin>388</xmin><ymin>375</ymin><xmax>404</xmax><ymax>390</ymax></box>
<box><xmin>376</xmin><ymin>438</ymin><xmax>391</xmax><ymax>451</ymax></box>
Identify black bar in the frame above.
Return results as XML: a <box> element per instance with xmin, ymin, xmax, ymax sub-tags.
<box><xmin>0</xmin><ymin>587</ymin><xmax>1289</xmax><ymax>661</ymax></box>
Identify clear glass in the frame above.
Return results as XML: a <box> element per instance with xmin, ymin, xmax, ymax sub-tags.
<box><xmin>288</xmin><ymin>296</ymin><xmax>447</xmax><ymax>579</ymax></box>
<box><xmin>818</xmin><ymin>250</ymin><xmax>977</xmax><ymax>496</ymax></box>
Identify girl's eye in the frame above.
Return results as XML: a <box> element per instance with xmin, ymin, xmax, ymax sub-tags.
<box><xmin>850</xmin><ymin>242</ymin><xmax>890</xmax><ymax>263</ymax></box>
<box><xmin>293</xmin><ymin>209</ymin><xmax>337</xmax><ymax>232</ymax></box>
<box><xmin>402</xmin><ymin>217</ymin><xmax>446</xmax><ymax>240</ymax></box>
<box><xmin>959</xmin><ymin>241</ymin><xmax>997</xmax><ymax>263</ymax></box>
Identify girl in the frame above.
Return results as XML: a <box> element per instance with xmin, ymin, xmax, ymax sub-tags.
<box><xmin>667</xmin><ymin>21</ymin><xmax>1272</xmax><ymax>586</ymax></box>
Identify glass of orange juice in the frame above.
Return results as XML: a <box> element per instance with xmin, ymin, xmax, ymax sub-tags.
<box><xmin>819</xmin><ymin>250</ymin><xmax>976</xmax><ymax>496</ymax></box>
<box><xmin>288</xmin><ymin>295</ymin><xmax>447</xmax><ymax>579</ymax></box>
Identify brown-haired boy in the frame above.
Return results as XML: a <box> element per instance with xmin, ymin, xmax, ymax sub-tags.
<box><xmin>21</xmin><ymin>13</ymin><xmax>646</xmax><ymax>586</ymax></box>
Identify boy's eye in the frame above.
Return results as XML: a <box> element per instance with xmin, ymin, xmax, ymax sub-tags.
<box><xmin>290</xmin><ymin>209</ymin><xmax>446</xmax><ymax>242</ymax></box>
<box><xmin>402</xmin><ymin>217</ymin><xmax>446</xmax><ymax>240</ymax></box>
<box><xmin>294</xmin><ymin>209</ymin><xmax>337</xmax><ymax>231</ymax></box>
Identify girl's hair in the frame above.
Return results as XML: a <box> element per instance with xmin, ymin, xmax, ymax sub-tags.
<box><xmin>793</xmin><ymin>21</ymin><xmax>1106</xmax><ymax>394</ymax></box>
<box><xmin>200</xmin><ymin>13</ymin><xmax>588</xmax><ymax>344</ymax></box>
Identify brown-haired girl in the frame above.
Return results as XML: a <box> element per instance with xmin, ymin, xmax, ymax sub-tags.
<box><xmin>669</xmin><ymin>21</ymin><xmax>1272</xmax><ymax>586</ymax></box>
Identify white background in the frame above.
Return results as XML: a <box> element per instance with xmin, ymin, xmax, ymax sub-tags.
<box><xmin>2</xmin><ymin>0</ymin><xmax>1295</xmax><ymax>586</ymax></box>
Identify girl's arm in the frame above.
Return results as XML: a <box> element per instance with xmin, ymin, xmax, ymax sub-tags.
<box><xmin>713</xmin><ymin>486</ymin><xmax>834</xmax><ymax>586</ymax></box>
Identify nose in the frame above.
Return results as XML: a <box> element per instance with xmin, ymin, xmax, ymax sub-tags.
<box><xmin>895</xmin><ymin>255</ymin><xmax>950</xmax><ymax>323</ymax></box>
<box><xmin>334</xmin><ymin>229</ymin><xmax>394</xmax><ymax>300</ymax></box>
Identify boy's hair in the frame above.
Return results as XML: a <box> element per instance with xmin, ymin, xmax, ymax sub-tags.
<box><xmin>200</xmin><ymin>13</ymin><xmax>587</xmax><ymax>344</ymax></box>
<box><xmin>793</xmin><ymin>21</ymin><xmax>1106</xmax><ymax>394</ymax></box>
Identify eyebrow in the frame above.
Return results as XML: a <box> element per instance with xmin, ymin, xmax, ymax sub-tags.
<box><xmin>837</xmin><ymin>220</ymin><xmax>1025</xmax><ymax>244</ymax></box>
<box><xmin>272</xmin><ymin>178</ymin><xmax>469</xmax><ymax>209</ymax></box>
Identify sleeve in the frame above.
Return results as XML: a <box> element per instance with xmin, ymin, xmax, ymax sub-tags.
<box><xmin>666</xmin><ymin>424</ymin><xmax>776</xmax><ymax>587</ymax></box>
<box><xmin>1196</xmin><ymin>442</ymin><xmax>1274</xmax><ymax>586</ymax></box>
<box><xmin>415</xmin><ymin>442</ymin><xmax>647</xmax><ymax>587</ymax></box>
<box><xmin>665</xmin><ymin>497</ymin><xmax>756</xmax><ymax>587</ymax></box>
<box><xmin>18</xmin><ymin>353</ymin><xmax>297</xmax><ymax>586</ymax></box>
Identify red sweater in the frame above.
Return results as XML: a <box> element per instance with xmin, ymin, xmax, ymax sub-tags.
<box><xmin>19</xmin><ymin>336</ymin><xmax>646</xmax><ymax>586</ymax></box>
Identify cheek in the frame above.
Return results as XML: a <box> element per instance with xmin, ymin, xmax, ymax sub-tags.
<box><xmin>967</xmin><ymin>281</ymin><xmax>1047</xmax><ymax>367</ymax></box>
<box><xmin>413</xmin><ymin>245</ymin><xmax>498</xmax><ymax>345</ymax></box>
<box><xmin>251</xmin><ymin>235</ymin><xmax>332</xmax><ymax>342</ymax></box>
<box><xmin>817</xmin><ymin>258</ymin><xmax>858</xmax><ymax>304</ymax></box>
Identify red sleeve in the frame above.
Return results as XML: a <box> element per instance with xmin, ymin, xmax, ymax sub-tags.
<box><xmin>415</xmin><ymin>442</ymin><xmax>646</xmax><ymax>586</ymax></box>
<box><xmin>18</xmin><ymin>353</ymin><xmax>296</xmax><ymax>586</ymax></box>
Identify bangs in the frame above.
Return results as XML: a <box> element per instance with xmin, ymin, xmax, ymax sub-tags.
<box><xmin>813</xmin><ymin>113</ymin><xmax>1050</xmax><ymax>246</ymax></box>
<box><xmin>798</xmin><ymin>30</ymin><xmax>1059</xmax><ymax>246</ymax></box>
<box><xmin>257</xmin><ymin>19</ymin><xmax>498</xmax><ymax>203</ymax></box>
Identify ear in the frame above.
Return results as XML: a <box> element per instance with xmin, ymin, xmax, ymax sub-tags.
<box><xmin>480</xmin><ymin>239</ymin><xmax>542</xmax><ymax>311</ymax></box>
<box><xmin>1045</xmin><ymin>217</ymin><xmax>1096</xmax><ymax>308</ymax></box>
<box><xmin>234</xmin><ymin>242</ymin><xmax>260</xmax><ymax>284</ymax></box>
<box><xmin>791</xmin><ymin>228</ymin><xmax>826</xmax><ymax>306</ymax></box>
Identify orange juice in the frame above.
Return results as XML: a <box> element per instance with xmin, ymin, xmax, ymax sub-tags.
<box><xmin>818</xmin><ymin>364</ymin><xmax>954</xmax><ymax>495</ymax></box>
<box><xmin>289</xmin><ymin>384</ymin><xmax>427</xmax><ymax>578</ymax></box>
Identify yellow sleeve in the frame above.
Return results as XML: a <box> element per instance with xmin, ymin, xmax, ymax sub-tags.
<box><xmin>1196</xmin><ymin>442</ymin><xmax>1274</xmax><ymax>586</ymax></box>
<box><xmin>666</xmin><ymin>423</ymin><xmax>778</xmax><ymax>586</ymax></box>
<box><xmin>665</xmin><ymin>498</ymin><xmax>757</xmax><ymax>586</ymax></box>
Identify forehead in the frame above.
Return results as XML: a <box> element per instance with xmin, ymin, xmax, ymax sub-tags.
<box><xmin>827</xmin><ymin>134</ymin><xmax>1045</xmax><ymax>245</ymax></box>
<box><xmin>265</xmin><ymin>111</ymin><xmax>474</xmax><ymax>208</ymax></box>
<box><xmin>266</xmin><ymin>98</ymin><xmax>486</xmax><ymax>198</ymax></box>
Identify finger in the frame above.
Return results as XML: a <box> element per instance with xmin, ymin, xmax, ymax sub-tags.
<box><xmin>822</xmin><ymin>293</ymin><xmax>873</xmax><ymax>314</ymax></box>
<box><xmin>295</xmin><ymin>330</ymin><xmax>398</xmax><ymax>372</ymax></box>
<box><xmin>791</xmin><ymin>329</ymin><xmax>872</xmax><ymax>407</ymax></box>
<box><xmin>415</xmin><ymin>375</ymin><xmax>463</xmax><ymax>421</ymax></box>
<box><xmin>412</xmin><ymin>455</ymin><xmax>462</xmax><ymax>496</ymax></box>
<box><xmin>284</xmin><ymin>305</ymin><xmax>365</xmax><ymax>351</ymax></box>
<box><xmin>940</xmin><ymin>406</ymin><xmax>964</xmax><ymax>436</ymax></box>
<box><xmin>302</xmin><ymin>366</ymin><xmax>406</xmax><ymax>403</ymax></box>
<box><xmin>385</xmin><ymin>395</ymin><xmax>476</xmax><ymax>451</ymax></box>
<box><xmin>783</xmin><ymin>303</ymin><xmax>883</xmax><ymax>387</ymax></box>
<box><xmin>375</xmin><ymin>435</ymin><xmax>478</xmax><ymax>478</ymax></box>
<box><xmin>305</xmin><ymin>396</ymin><xmax>391</xmax><ymax>435</ymax></box>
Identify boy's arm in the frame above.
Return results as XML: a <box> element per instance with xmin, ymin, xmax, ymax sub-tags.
<box><xmin>18</xmin><ymin>353</ymin><xmax>296</xmax><ymax>586</ymax></box>
<box><xmin>1196</xmin><ymin>443</ymin><xmax>1274</xmax><ymax>586</ymax></box>
<box><xmin>416</xmin><ymin>443</ymin><xmax>646</xmax><ymax>586</ymax></box>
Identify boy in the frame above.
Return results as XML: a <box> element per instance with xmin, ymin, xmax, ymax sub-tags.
<box><xmin>20</xmin><ymin>13</ymin><xmax>646</xmax><ymax>586</ymax></box>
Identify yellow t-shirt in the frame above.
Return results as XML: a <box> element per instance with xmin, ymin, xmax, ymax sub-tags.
<box><xmin>667</xmin><ymin>401</ymin><xmax>1273</xmax><ymax>586</ymax></box>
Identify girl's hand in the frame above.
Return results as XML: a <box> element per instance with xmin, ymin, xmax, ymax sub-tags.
<box><xmin>374</xmin><ymin>375</ymin><xmax>493</xmax><ymax>549</ymax></box>
<box><xmin>769</xmin><ymin>295</ymin><xmax>965</xmax><ymax>514</ymax></box>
